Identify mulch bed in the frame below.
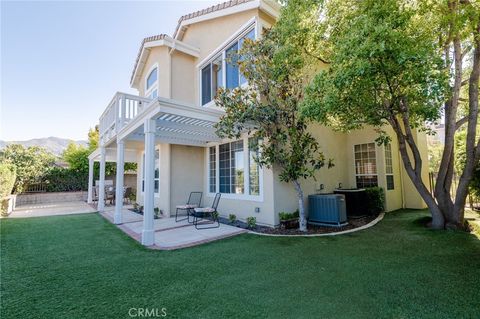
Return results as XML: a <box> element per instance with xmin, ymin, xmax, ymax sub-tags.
<box><xmin>219</xmin><ymin>214</ymin><xmax>380</xmax><ymax>235</ymax></box>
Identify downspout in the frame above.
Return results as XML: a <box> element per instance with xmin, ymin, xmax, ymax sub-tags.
<box><xmin>167</xmin><ymin>45</ymin><xmax>175</xmax><ymax>99</ymax></box>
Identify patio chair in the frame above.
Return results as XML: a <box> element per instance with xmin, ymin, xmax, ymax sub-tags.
<box><xmin>105</xmin><ymin>186</ymin><xmax>115</xmax><ymax>205</ymax></box>
<box><xmin>175</xmin><ymin>192</ymin><xmax>202</xmax><ymax>222</ymax></box>
<box><xmin>123</xmin><ymin>187</ymin><xmax>132</xmax><ymax>204</ymax></box>
<box><xmin>93</xmin><ymin>186</ymin><xmax>99</xmax><ymax>203</ymax></box>
<box><xmin>192</xmin><ymin>193</ymin><xmax>221</xmax><ymax>230</ymax></box>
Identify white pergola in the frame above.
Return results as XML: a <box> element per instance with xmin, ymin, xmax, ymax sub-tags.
<box><xmin>89</xmin><ymin>97</ymin><xmax>223</xmax><ymax>246</ymax></box>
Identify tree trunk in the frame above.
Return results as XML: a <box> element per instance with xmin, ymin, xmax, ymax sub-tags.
<box><xmin>293</xmin><ymin>180</ymin><xmax>307</xmax><ymax>232</ymax></box>
<box><xmin>388</xmin><ymin>115</ymin><xmax>446</xmax><ymax>229</ymax></box>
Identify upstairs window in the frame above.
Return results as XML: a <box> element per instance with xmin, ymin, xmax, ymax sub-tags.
<box><xmin>146</xmin><ymin>67</ymin><xmax>158</xmax><ymax>99</ymax></box>
<box><xmin>200</xmin><ymin>26</ymin><xmax>255</xmax><ymax>106</ymax></box>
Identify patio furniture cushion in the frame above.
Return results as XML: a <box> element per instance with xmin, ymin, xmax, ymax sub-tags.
<box><xmin>176</xmin><ymin>204</ymin><xmax>198</xmax><ymax>209</ymax></box>
<box><xmin>193</xmin><ymin>207</ymin><xmax>215</xmax><ymax>213</ymax></box>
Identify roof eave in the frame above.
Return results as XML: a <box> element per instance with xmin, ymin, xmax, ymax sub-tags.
<box><xmin>130</xmin><ymin>38</ymin><xmax>200</xmax><ymax>88</ymax></box>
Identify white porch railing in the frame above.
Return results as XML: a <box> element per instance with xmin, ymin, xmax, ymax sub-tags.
<box><xmin>99</xmin><ymin>92</ymin><xmax>152</xmax><ymax>145</ymax></box>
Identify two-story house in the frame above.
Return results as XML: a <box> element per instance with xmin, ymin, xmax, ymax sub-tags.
<box><xmin>87</xmin><ymin>0</ymin><xmax>429</xmax><ymax>246</ymax></box>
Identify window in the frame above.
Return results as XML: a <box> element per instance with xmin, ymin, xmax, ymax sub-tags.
<box><xmin>142</xmin><ymin>150</ymin><xmax>159</xmax><ymax>194</ymax></box>
<box><xmin>354</xmin><ymin>143</ymin><xmax>378</xmax><ymax>188</ymax></box>
<box><xmin>146</xmin><ymin>67</ymin><xmax>158</xmax><ymax>99</ymax></box>
<box><xmin>200</xmin><ymin>26</ymin><xmax>256</xmax><ymax>105</ymax></box>
<box><xmin>385</xmin><ymin>143</ymin><xmax>394</xmax><ymax>190</ymax></box>
<box><xmin>209</xmin><ymin>138</ymin><xmax>261</xmax><ymax>197</ymax></box>
<box><xmin>248</xmin><ymin>138</ymin><xmax>260</xmax><ymax>195</ymax></box>
<box><xmin>225</xmin><ymin>42</ymin><xmax>239</xmax><ymax>89</ymax></box>
<box><xmin>201</xmin><ymin>55</ymin><xmax>223</xmax><ymax>105</ymax></box>
<box><xmin>209</xmin><ymin>146</ymin><xmax>216</xmax><ymax>193</ymax></box>
<box><xmin>219</xmin><ymin>141</ymin><xmax>244</xmax><ymax>194</ymax></box>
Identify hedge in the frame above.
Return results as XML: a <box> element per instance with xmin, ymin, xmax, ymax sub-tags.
<box><xmin>43</xmin><ymin>167</ymin><xmax>88</xmax><ymax>192</ymax></box>
<box><xmin>0</xmin><ymin>163</ymin><xmax>16</xmax><ymax>198</ymax></box>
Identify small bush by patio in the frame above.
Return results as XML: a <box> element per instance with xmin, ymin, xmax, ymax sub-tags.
<box><xmin>246</xmin><ymin>216</ymin><xmax>257</xmax><ymax>229</ymax></box>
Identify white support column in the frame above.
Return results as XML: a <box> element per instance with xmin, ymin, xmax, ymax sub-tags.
<box><xmin>114</xmin><ymin>140</ymin><xmax>125</xmax><ymax>224</ymax></box>
<box><xmin>87</xmin><ymin>159</ymin><xmax>94</xmax><ymax>204</ymax></box>
<box><xmin>142</xmin><ymin>118</ymin><xmax>156</xmax><ymax>246</ymax></box>
<box><xmin>98</xmin><ymin>146</ymin><xmax>106</xmax><ymax>212</ymax></box>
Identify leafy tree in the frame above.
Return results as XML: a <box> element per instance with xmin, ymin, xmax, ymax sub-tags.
<box><xmin>87</xmin><ymin>126</ymin><xmax>99</xmax><ymax>152</ymax></box>
<box><xmin>0</xmin><ymin>163</ymin><xmax>16</xmax><ymax>198</ymax></box>
<box><xmin>63</xmin><ymin>143</ymin><xmax>90</xmax><ymax>175</ymax></box>
<box><xmin>214</xmin><ymin>0</ymin><xmax>332</xmax><ymax>232</ymax></box>
<box><xmin>302</xmin><ymin>0</ymin><xmax>479</xmax><ymax>229</ymax></box>
<box><xmin>0</xmin><ymin>144</ymin><xmax>56</xmax><ymax>193</ymax></box>
<box><xmin>86</xmin><ymin>126</ymin><xmax>137</xmax><ymax>177</ymax></box>
<box><xmin>428</xmin><ymin>142</ymin><xmax>444</xmax><ymax>173</ymax></box>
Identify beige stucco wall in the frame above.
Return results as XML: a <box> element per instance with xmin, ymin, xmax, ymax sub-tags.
<box><xmin>181</xmin><ymin>9</ymin><xmax>260</xmax><ymax>62</ymax></box>
<box><xmin>170</xmin><ymin>51</ymin><xmax>196</xmax><ymax>104</ymax></box>
<box><xmin>271</xmin><ymin>124</ymin><xmax>350</xmax><ymax>226</ymax></box>
<box><xmin>137</xmin><ymin>47</ymin><xmax>171</xmax><ymax>98</ymax></box>
<box><xmin>169</xmin><ymin>145</ymin><xmax>204</xmax><ymax>213</ymax></box>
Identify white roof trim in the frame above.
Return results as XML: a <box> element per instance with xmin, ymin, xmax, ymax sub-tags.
<box><xmin>131</xmin><ymin>38</ymin><xmax>200</xmax><ymax>88</ymax></box>
<box><xmin>174</xmin><ymin>0</ymin><xmax>280</xmax><ymax>41</ymax></box>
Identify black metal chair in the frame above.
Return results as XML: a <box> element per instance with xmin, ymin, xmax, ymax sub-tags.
<box><xmin>93</xmin><ymin>186</ymin><xmax>99</xmax><ymax>203</ymax></box>
<box><xmin>192</xmin><ymin>193</ymin><xmax>221</xmax><ymax>230</ymax></box>
<box><xmin>175</xmin><ymin>192</ymin><xmax>203</xmax><ymax>222</ymax></box>
<box><xmin>123</xmin><ymin>187</ymin><xmax>133</xmax><ymax>204</ymax></box>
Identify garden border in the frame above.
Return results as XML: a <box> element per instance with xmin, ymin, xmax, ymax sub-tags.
<box><xmin>248</xmin><ymin>213</ymin><xmax>385</xmax><ymax>237</ymax></box>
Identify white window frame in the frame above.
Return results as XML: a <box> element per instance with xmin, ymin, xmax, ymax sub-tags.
<box><xmin>145</xmin><ymin>63</ymin><xmax>159</xmax><ymax>99</ymax></box>
<box><xmin>353</xmin><ymin>143</ymin><xmax>378</xmax><ymax>188</ymax></box>
<box><xmin>198</xmin><ymin>17</ymin><xmax>257</xmax><ymax>107</ymax></box>
<box><xmin>140</xmin><ymin>147</ymin><xmax>160</xmax><ymax>197</ymax></box>
<box><xmin>205</xmin><ymin>136</ymin><xmax>264</xmax><ymax>202</ymax></box>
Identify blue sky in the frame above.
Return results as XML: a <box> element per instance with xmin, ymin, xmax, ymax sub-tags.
<box><xmin>0</xmin><ymin>0</ymin><xmax>218</xmax><ymax>141</ymax></box>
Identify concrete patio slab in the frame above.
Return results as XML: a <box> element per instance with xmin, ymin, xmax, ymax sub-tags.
<box><xmin>100</xmin><ymin>208</ymin><xmax>247</xmax><ymax>250</ymax></box>
<box><xmin>7</xmin><ymin>201</ymin><xmax>96</xmax><ymax>218</ymax></box>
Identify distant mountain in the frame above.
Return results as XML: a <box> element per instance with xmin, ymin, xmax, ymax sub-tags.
<box><xmin>0</xmin><ymin>137</ymin><xmax>88</xmax><ymax>156</ymax></box>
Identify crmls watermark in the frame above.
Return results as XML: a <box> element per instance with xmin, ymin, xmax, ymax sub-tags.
<box><xmin>128</xmin><ymin>307</ymin><xmax>167</xmax><ymax>317</ymax></box>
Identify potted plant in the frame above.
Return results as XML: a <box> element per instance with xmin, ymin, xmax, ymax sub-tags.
<box><xmin>228</xmin><ymin>214</ymin><xmax>237</xmax><ymax>225</ymax></box>
<box><xmin>279</xmin><ymin>210</ymin><xmax>299</xmax><ymax>229</ymax></box>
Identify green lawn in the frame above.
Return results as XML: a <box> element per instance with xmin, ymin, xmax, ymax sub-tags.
<box><xmin>1</xmin><ymin>210</ymin><xmax>479</xmax><ymax>319</ymax></box>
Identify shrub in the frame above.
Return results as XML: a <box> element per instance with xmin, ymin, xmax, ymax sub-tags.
<box><xmin>279</xmin><ymin>210</ymin><xmax>299</xmax><ymax>221</ymax></box>
<box><xmin>228</xmin><ymin>214</ymin><xmax>237</xmax><ymax>223</ymax></box>
<box><xmin>246</xmin><ymin>216</ymin><xmax>257</xmax><ymax>229</ymax></box>
<box><xmin>364</xmin><ymin>187</ymin><xmax>385</xmax><ymax>215</ymax></box>
<box><xmin>0</xmin><ymin>144</ymin><xmax>55</xmax><ymax>193</ymax></box>
<box><xmin>0</xmin><ymin>163</ymin><xmax>16</xmax><ymax>216</ymax></box>
<box><xmin>0</xmin><ymin>163</ymin><xmax>16</xmax><ymax>198</ymax></box>
<box><xmin>43</xmin><ymin>167</ymin><xmax>87</xmax><ymax>192</ymax></box>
